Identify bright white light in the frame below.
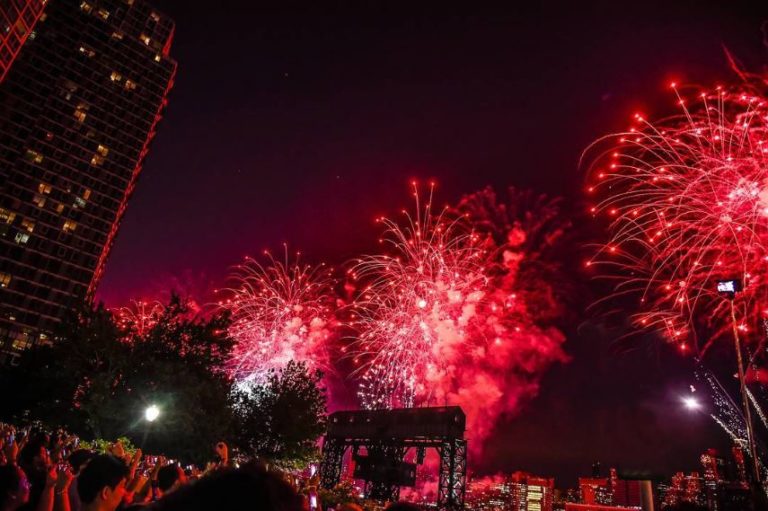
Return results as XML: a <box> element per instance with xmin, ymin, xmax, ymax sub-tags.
<box><xmin>682</xmin><ymin>396</ymin><xmax>701</xmax><ymax>410</ymax></box>
<box><xmin>145</xmin><ymin>404</ymin><xmax>160</xmax><ymax>422</ymax></box>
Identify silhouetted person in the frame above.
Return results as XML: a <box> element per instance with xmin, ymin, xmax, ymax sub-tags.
<box><xmin>77</xmin><ymin>455</ymin><xmax>129</xmax><ymax>511</ymax></box>
<box><xmin>384</xmin><ymin>503</ymin><xmax>421</xmax><ymax>511</ymax></box>
<box><xmin>0</xmin><ymin>465</ymin><xmax>30</xmax><ymax>511</ymax></box>
<box><xmin>151</xmin><ymin>464</ymin><xmax>301</xmax><ymax>511</ymax></box>
<box><xmin>156</xmin><ymin>465</ymin><xmax>187</xmax><ymax>496</ymax></box>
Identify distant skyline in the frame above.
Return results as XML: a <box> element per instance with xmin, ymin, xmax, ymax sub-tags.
<box><xmin>95</xmin><ymin>1</ymin><xmax>768</xmax><ymax>486</ymax></box>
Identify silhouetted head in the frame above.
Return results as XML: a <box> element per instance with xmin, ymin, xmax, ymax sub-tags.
<box><xmin>152</xmin><ymin>464</ymin><xmax>301</xmax><ymax>511</ymax></box>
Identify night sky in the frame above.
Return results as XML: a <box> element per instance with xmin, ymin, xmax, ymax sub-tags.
<box><xmin>96</xmin><ymin>1</ymin><xmax>768</xmax><ymax>487</ymax></box>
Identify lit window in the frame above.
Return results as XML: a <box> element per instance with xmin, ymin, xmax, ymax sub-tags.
<box><xmin>78</xmin><ymin>45</ymin><xmax>95</xmax><ymax>57</ymax></box>
<box><xmin>97</xmin><ymin>8</ymin><xmax>109</xmax><ymax>20</ymax></box>
<box><xmin>38</xmin><ymin>182</ymin><xmax>51</xmax><ymax>194</ymax></box>
<box><xmin>20</xmin><ymin>219</ymin><xmax>35</xmax><ymax>232</ymax></box>
<box><xmin>55</xmin><ymin>203</ymin><xmax>65</xmax><ymax>214</ymax></box>
<box><xmin>32</xmin><ymin>194</ymin><xmax>46</xmax><ymax>208</ymax></box>
<box><xmin>150</xmin><ymin>12</ymin><xmax>160</xmax><ymax>22</ymax></box>
<box><xmin>96</xmin><ymin>144</ymin><xmax>109</xmax><ymax>157</ymax></box>
<box><xmin>111</xmin><ymin>31</ymin><xmax>124</xmax><ymax>40</ymax></box>
<box><xmin>45</xmin><ymin>132</ymin><xmax>54</xmax><ymax>141</ymax></box>
<box><xmin>80</xmin><ymin>1</ymin><xmax>92</xmax><ymax>13</ymax></box>
<box><xmin>124</xmin><ymin>79</ymin><xmax>136</xmax><ymax>91</ymax></box>
<box><xmin>0</xmin><ymin>208</ymin><xmax>15</xmax><ymax>224</ymax></box>
<box><xmin>140</xmin><ymin>33</ymin><xmax>151</xmax><ymax>45</ymax></box>
<box><xmin>14</xmin><ymin>232</ymin><xmax>29</xmax><ymax>244</ymax></box>
<box><xmin>0</xmin><ymin>272</ymin><xmax>10</xmax><ymax>288</ymax></box>
<box><xmin>11</xmin><ymin>334</ymin><xmax>31</xmax><ymax>350</ymax></box>
<box><xmin>63</xmin><ymin>220</ymin><xmax>77</xmax><ymax>233</ymax></box>
<box><xmin>154</xmin><ymin>54</ymin><xmax>161</xmax><ymax>62</ymax></box>
<box><xmin>83</xmin><ymin>188</ymin><xmax>91</xmax><ymax>200</ymax></box>
<box><xmin>25</xmin><ymin>149</ymin><xmax>43</xmax><ymax>163</ymax></box>
<box><xmin>74</xmin><ymin>197</ymin><xmax>86</xmax><ymax>208</ymax></box>
<box><xmin>110</xmin><ymin>71</ymin><xmax>122</xmax><ymax>82</ymax></box>
<box><xmin>90</xmin><ymin>154</ymin><xmax>105</xmax><ymax>166</ymax></box>
<box><xmin>74</xmin><ymin>104</ymin><xmax>87</xmax><ymax>123</ymax></box>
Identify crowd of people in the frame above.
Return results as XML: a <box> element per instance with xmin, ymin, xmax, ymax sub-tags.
<box><xmin>0</xmin><ymin>423</ymin><xmax>421</xmax><ymax>511</ymax></box>
<box><xmin>0</xmin><ymin>422</ymin><xmax>307</xmax><ymax>511</ymax></box>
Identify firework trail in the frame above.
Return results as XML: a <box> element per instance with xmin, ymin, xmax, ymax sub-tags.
<box><xmin>748</xmin><ymin>387</ymin><xmax>768</xmax><ymax>432</ymax></box>
<box><xmin>586</xmin><ymin>85</ymin><xmax>768</xmax><ymax>355</ymax></box>
<box><xmin>696</xmin><ymin>367</ymin><xmax>768</xmax><ymax>485</ymax></box>
<box><xmin>219</xmin><ymin>247</ymin><xmax>336</xmax><ymax>385</ymax></box>
<box><xmin>114</xmin><ymin>300</ymin><xmax>165</xmax><ymax>336</ymax></box>
<box><xmin>698</xmin><ymin>368</ymin><xmax>749</xmax><ymax>446</ymax></box>
<box><xmin>349</xmin><ymin>183</ymin><xmax>568</xmax><ymax>446</ymax></box>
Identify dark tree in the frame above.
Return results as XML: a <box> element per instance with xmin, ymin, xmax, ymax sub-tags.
<box><xmin>0</xmin><ymin>296</ymin><xmax>237</xmax><ymax>463</ymax></box>
<box><xmin>233</xmin><ymin>361</ymin><xmax>327</xmax><ymax>469</ymax></box>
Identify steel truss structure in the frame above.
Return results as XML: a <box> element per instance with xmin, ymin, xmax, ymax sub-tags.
<box><xmin>320</xmin><ymin>407</ymin><xmax>467</xmax><ymax>509</ymax></box>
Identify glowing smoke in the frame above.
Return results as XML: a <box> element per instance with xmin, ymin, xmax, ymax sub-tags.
<box><xmin>348</xmin><ymin>183</ymin><xmax>569</xmax><ymax>450</ymax></box>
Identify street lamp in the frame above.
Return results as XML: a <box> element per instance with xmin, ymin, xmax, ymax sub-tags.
<box><xmin>682</xmin><ymin>396</ymin><xmax>701</xmax><ymax>411</ymax></box>
<box><xmin>145</xmin><ymin>404</ymin><xmax>160</xmax><ymax>422</ymax></box>
<box><xmin>716</xmin><ymin>278</ymin><xmax>760</xmax><ymax>483</ymax></box>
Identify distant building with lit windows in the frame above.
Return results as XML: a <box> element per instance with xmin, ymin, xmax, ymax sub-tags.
<box><xmin>0</xmin><ymin>0</ymin><xmax>47</xmax><ymax>82</ymax></box>
<box><xmin>578</xmin><ymin>477</ymin><xmax>611</xmax><ymax>506</ymax></box>
<box><xmin>0</xmin><ymin>0</ymin><xmax>176</xmax><ymax>361</ymax></box>
<box><xmin>510</xmin><ymin>472</ymin><xmax>554</xmax><ymax>511</ymax></box>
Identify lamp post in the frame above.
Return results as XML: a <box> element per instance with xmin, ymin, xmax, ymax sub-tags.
<box><xmin>145</xmin><ymin>404</ymin><xmax>160</xmax><ymax>422</ymax></box>
<box><xmin>717</xmin><ymin>279</ymin><xmax>761</xmax><ymax>483</ymax></box>
<box><xmin>141</xmin><ymin>404</ymin><xmax>160</xmax><ymax>450</ymax></box>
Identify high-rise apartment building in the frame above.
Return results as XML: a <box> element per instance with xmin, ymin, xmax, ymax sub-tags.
<box><xmin>0</xmin><ymin>0</ymin><xmax>47</xmax><ymax>82</ymax></box>
<box><xmin>0</xmin><ymin>0</ymin><xmax>176</xmax><ymax>361</ymax></box>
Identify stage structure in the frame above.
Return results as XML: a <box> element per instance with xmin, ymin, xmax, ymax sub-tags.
<box><xmin>319</xmin><ymin>406</ymin><xmax>467</xmax><ymax>509</ymax></box>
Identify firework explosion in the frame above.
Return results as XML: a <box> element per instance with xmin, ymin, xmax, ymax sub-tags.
<box><xmin>586</xmin><ymin>85</ymin><xmax>768</xmax><ymax>355</ymax></box>
<box><xmin>349</xmin><ymin>183</ymin><xmax>568</xmax><ymax>446</ymax></box>
<box><xmin>114</xmin><ymin>300</ymin><xmax>165</xmax><ymax>336</ymax></box>
<box><xmin>219</xmin><ymin>248</ymin><xmax>336</xmax><ymax>385</ymax></box>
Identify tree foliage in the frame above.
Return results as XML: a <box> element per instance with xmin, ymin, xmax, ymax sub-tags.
<box><xmin>0</xmin><ymin>296</ymin><xmax>236</xmax><ymax>463</ymax></box>
<box><xmin>232</xmin><ymin>361</ymin><xmax>327</xmax><ymax>469</ymax></box>
<box><xmin>1</xmin><ymin>297</ymin><xmax>329</xmax><ymax>467</ymax></box>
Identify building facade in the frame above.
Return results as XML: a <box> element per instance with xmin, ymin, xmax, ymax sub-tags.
<box><xmin>0</xmin><ymin>0</ymin><xmax>47</xmax><ymax>83</ymax></box>
<box><xmin>510</xmin><ymin>472</ymin><xmax>555</xmax><ymax>511</ymax></box>
<box><xmin>0</xmin><ymin>0</ymin><xmax>176</xmax><ymax>361</ymax></box>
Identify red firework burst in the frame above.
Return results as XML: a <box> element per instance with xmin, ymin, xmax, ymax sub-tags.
<box><xmin>114</xmin><ymin>300</ymin><xmax>165</xmax><ymax>336</ymax></box>
<box><xmin>348</xmin><ymin>182</ymin><xmax>488</xmax><ymax>409</ymax></box>
<box><xmin>348</xmin><ymin>183</ymin><xmax>568</xmax><ymax>446</ymax></box>
<box><xmin>219</xmin><ymin>247</ymin><xmax>337</xmax><ymax>384</ymax></box>
<box><xmin>586</xmin><ymin>84</ymin><xmax>768</xmax><ymax>355</ymax></box>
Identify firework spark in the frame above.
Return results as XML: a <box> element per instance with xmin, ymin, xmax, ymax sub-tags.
<box><xmin>586</xmin><ymin>85</ymin><xmax>768</xmax><ymax>355</ymax></box>
<box><xmin>349</xmin><ymin>182</ymin><xmax>488</xmax><ymax>409</ymax></box>
<box><xmin>114</xmin><ymin>300</ymin><xmax>165</xmax><ymax>336</ymax></box>
<box><xmin>695</xmin><ymin>368</ymin><xmax>768</xmax><ymax>487</ymax></box>
<box><xmin>219</xmin><ymin>248</ymin><xmax>336</xmax><ymax>384</ymax></box>
<box><xmin>349</xmin><ymin>183</ymin><xmax>568</xmax><ymax>446</ymax></box>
